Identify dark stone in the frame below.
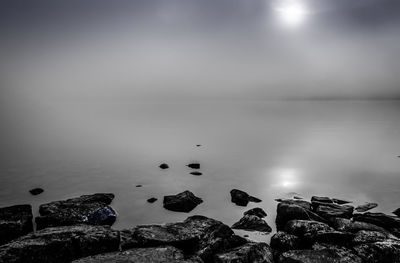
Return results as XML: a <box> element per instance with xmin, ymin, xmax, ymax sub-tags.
<box><xmin>270</xmin><ymin>232</ymin><xmax>302</xmax><ymax>252</ymax></box>
<box><xmin>163</xmin><ymin>191</ymin><xmax>203</xmax><ymax>213</ymax></box>
<box><xmin>244</xmin><ymin>207</ymin><xmax>267</xmax><ymax>218</ymax></box>
<box><xmin>312</xmin><ymin>244</ymin><xmax>364</xmax><ymax>263</ymax></box>
<box><xmin>190</xmin><ymin>172</ymin><xmax>202</xmax><ymax>176</ymax></box>
<box><xmin>196</xmin><ymin>145</ymin><xmax>201</xmax><ymax>147</ymax></box>
<box><xmin>136</xmin><ymin>185</ymin><xmax>143</xmax><ymax>187</ymax></box>
<box><xmin>354</xmin><ymin>240</ymin><xmax>400</xmax><ymax>263</ymax></box>
<box><xmin>230</xmin><ymin>189</ymin><xmax>262</xmax><ymax>207</ymax></box>
<box><xmin>278</xmin><ymin>248</ymin><xmax>362</xmax><ymax>263</ymax></box>
<box><xmin>313</xmin><ymin>202</ymin><xmax>354</xmax><ymax>219</ymax></box>
<box><xmin>284</xmin><ymin>220</ymin><xmax>332</xmax><ymax>240</ymax></box>
<box><xmin>332</xmin><ymin>198</ymin><xmax>352</xmax><ymax>205</ymax></box>
<box><xmin>393</xmin><ymin>208</ymin><xmax>400</xmax><ymax>217</ymax></box>
<box><xmin>0</xmin><ymin>204</ymin><xmax>33</xmax><ymax>245</ymax></box>
<box><xmin>311</xmin><ymin>196</ymin><xmax>333</xmax><ymax>204</ymax></box>
<box><xmin>147</xmin><ymin>197</ymin><xmax>158</xmax><ymax>203</ymax></box>
<box><xmin>214</xmin><ymin>242</ymin><xmax>274</xmax><ymax>263</ymax></box>
<box><xmin>187</xmin><ymin>163</ymin><xmax>200</xmax><ymax>169</ymax></box>
<box><xmin>355</xmin><ymin>203</ymin><xmax>378</xmax><ymax>212</ymax></box>
<box><xmin>29</xmin><ymin>188</ymin><xmax>44</xmax><ymax>195</ymax></box>
<box><xmin>353</xmin><ymin>212</ymin><xmax>400</xmax><ymax>231</ymax></box>
<box><xmin>159</xmin><ymin>163</ymin><xmax>169</xmax><ymax>169</ymax></box>
<box><xmin>352</xmin><ymin>230</ymin><xmax>397</xmax><ymax>245</ymax></box>
<box><xmin>0</xmin><ymin>225</ymin><xmax>120</xmax><ymax>263</ymax></box>
<box><xmin>35</xmin><ymin>193</ymin><xmax>115</xmax><ymax>230</ymax></box>
<box><xmin>293</xmin><ymin>196</ymin><xmax>303</xmax><ymax>200</ymax></box>
<box><xmin>330</xmin><ymin>217</ymin><xmax>387</xmax><ymax>233</ymax></box>
<box><xmin>311</xmin><ymin>230</ymin><xmax>354</xmax><ymax>247</ymax></box>
<box><xmin>83</xmin><ymin>206</ymin><xmax>117</xmax><ymax>226</ymax></box>
<box><xmin>232</xmin><ymin>215</ymin><xmax>272</xmax><ymax>233</ymax></box>
<box><xmin>72</xmin><ymin>246</ymin><xmax>203</xmax><ymax>263</ymax></box>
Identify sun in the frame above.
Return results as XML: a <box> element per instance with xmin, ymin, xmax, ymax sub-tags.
<box><xmin>275</xmin><ymin>1</ymin><xmax>308</xmax><ymax>27</ymax></box>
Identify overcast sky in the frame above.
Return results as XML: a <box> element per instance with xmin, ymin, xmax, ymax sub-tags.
<box><xmin>1</xmin><ymin>0</ymin><xmax>400</xmax><ymax>101</ymax></box>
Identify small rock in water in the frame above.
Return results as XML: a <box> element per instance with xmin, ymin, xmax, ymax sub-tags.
<box><xmin>29</xmin><ymin>188</ymin><xmax>44</xmax><ymax>195</ymax></box>
<box><xmin>163</xmin><ymin>190</ymin><xmax>203</xmax><ymax>212</ymax></box>
<box><xmin>356</xmin><ymin>202</ymin><xmax>378</xmax><ymax>212</ymax></box>
<box><xmin>196</xmin><ymin>144</ymin><xmax>201</xmax><ymax>147</ymax></box>
<box><xmin>159</xmin><ymin>163</ymin><xmax>169</xmax><ymax>169</ymax></box>
<box><xmin>230</xmin><ymin>189</ymin><xmax>262</xmax><ymax>206</ymax></box>
<box><xmin>187</xmin><ymin>163</ymin><xmax>200</xmax><ymax>169</ymax></box>
<box><xmin>190</xmin><ymin>171</ymin><xmax>202</xmax><ymax>176</ymax></box>
<box><xmin>147</xmin><ymin>197</ymin><xmax>158</xmax><ymax>203</ymax></box>
<box><xmin>244</xmin><ymin>207</ymin><xmax>267</xmax><ymax>218</ymax></box>
<box><xmin>83</xmin><ymin>206</ymin><xmax>117</xmax><ymax>226</ymax></box>
<box><xmin>136</xmin><ymin>185</ymin><xmax>142</xmax><ymax>187</ymax></box>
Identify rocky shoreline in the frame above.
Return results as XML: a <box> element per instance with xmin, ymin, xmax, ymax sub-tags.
<box><xmin>1</xmin><ymin>191</ymin><xmax>400</xmax><ymax>262</ymax></box>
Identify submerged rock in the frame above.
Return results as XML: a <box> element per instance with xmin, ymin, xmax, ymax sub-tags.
<box><xmin>355</xmin><ymin>203</ymin><xmax>378</xmax><ymax>212</ymax></box>
<box><xmin>29</xmin><ymin>188</ymin><xmax>44</xmax><ymax>195</ymax></box>
<box><xmin>159</xmin><ymin>163</ymin><xmax>169</xmax><ymax>169</ymax></box>
<box><xmin>190</xmin><ymin>172</ymin><xmax>202</xmax><ymax>176</ymax></box>
<box><xmin>35</xmin><ymin>193</ymin><xmax>116</xmax><ymax>230</ymax></box>
<box><xmin>0</xmin><ymin>225</ymin><xmax>120</xmax><ymax>263</ymax></box>
<box><xmin>163</xmin><ymin>191</ymin><xmax>203</xmax><ymax>212</ymax></box>
<box><xmin>244</xmin><ymin>207</ymin><xmax>267</xmax><ymax>218</ymax></box>
<box><xmin>214</xmin><ymin>242</ymin><xmax>274</xmax><ymax>263</ymax></box>
<box><xmin>147</xmin><ymin>197</ymin><xmax>158</xmax><ymax>203</ymax></box>
<box><xmin>187</xmin><ymin>163</ymin><xmax>200</xmax><ymax>169</ymax></box>
<box><xmin>232</xmin><ymin>215</ymin><xmax>272</xmax><ymax>233</ymax></box>
<box><xmin>230</xmin><ymin>189</ymin><xmax>262</xmax><ymax>207</ymax></box>
<box><xmin>0</xmin><ymin>204</ymin><xmax>33</xmax><ymax>245</ymax></box>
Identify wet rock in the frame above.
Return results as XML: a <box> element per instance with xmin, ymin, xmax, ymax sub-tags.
<box><xmin>159</xmin><ymin>163</ymin><xmax>169</xmax><ymax>169</ymax></box>
<box><xmin>35</xmin><ymin>193</ymin><xmax>115</xmax><ymax>230</ymax></box>
<box><xmin>214</xmin><ymin>242</ymin><xmax>274</xmax><ymax>263</ymax></box>
<box><xmin>196</xmin><ymin>144</ymin><xmax>201</xmax><ymax>147</ymax></box>
<box><xmin>352</xmin><ymin>230</ymin><xmax>398</xmax><ymax>245</ymax></box>
<box><xmin>311</xmin><ymin>196</ymin><xmax>333</xmax><ymax>204</ymax></box>
<box><xmin>187</xmin><ymin>163</ymin><xmax>200</xmax><ymax>169</ymax></box>
<box><xmin>284</xmin><ymin>220</ymin><xmax>333</xmax><ymax>242</ymax></box>
<box><xmin>354</xmin><ymin>239</ymin><xmax>400</xmax><ymax>263</ymax></box>
<box><xmin>313</xmin><ymin>202</ymin><xmax>354</xmax><ymax>219</ymax></box>
<box><xmin>29</xmin><ymin>188</ymin><xmax>44</xmax><ymax>195</ymax></box>
<box><xmin>278</xmin><ymin>248</ymin><xmax>362</xmax><ymax>263</ymax></box>
<box><xmin>136</xmin><ymin>184</ymin><xmax>143</xmax><ymax>187</ymax></box>
<box><xmin>190</xmin><ymin>172</ymin><xmax>202</xmax><ymax>176</ymax></box>
<box><xmin>244</xmin><ymin>207</ymin><xmax>267</xmax><ymax>218</ymax></box>
<box><xmin>353</xmin><ymin>212</ymin><xmax>400</xmax><ymax>231</ymax></box>
<box><xmin>83</xmin><ymin>206</ymin><xmax>117</xmax><ymax>225</ymax></box>
<box><xmin>270</xmin><ymin>232</ymin><xmax>302</xmax><ymax>252</ymax></box>
<box><xmin>72</xmin><ymin>246</ymin><xmax>203</xmax><ymax>263</ymax></box>
<box><xmin>355</xmin><ymin>203</ymin><xmax>378</xmax><ymax>212</ymax></box>
<box><xmin>393</xmin><ymin>208</ymin><xmax>400</xmax><ymax>217</ymax></box>
<box><xmin>163</xmin><ymin>191</ymin><xmax>203</xmax><ymax>212</ymax></box>
<box><xmin>230</xmin><ymin>189</ymin><xmax>261</xmax><ymax>207</ymax></box>
<box><xmin>147</xmin><ymin>197</ymin><xmax>158</xmax><ymax>203</ymax></box>
<box><xmin>330</xmin><ymin>217</ymin><xmax>387</xmax><ymax>233</ymax></box>
<box><xmin>232</xmin><ymin>215</ymin><xmax>272</xmax><ymax>233</ymax></box>
<box><xmin>275</xmin><ymin>199</ymin><xmax>312</xmax><ymax>210</ymax></box>
<box><xmin>0</xmin><ymin>225</ymin><xmax>119</xmax><ymax>263</ymax></box>
<box><xmin>332</xmin><ymin>198</ymin><xmax>352</xmax><ymax>205</ymax></box>
<box><xmin>0</xmin><ymin>204</ymin><xmax>33</xmax><ymax>245</ymax></box>
<box><xmin>293</xmin><ymin>196</ymin><xmax>303</xmax><ymax>200</ymax></box>
<box><xmin>311</xmin><ymin>230</ymin><xmax>354</xmax><ymax>247</ymax></box>
<box><xmin>312</xmin><ymin>244</ymin><xmax>363</xmax><ymax>263</ymax></box>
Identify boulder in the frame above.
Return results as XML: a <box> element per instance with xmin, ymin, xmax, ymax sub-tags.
<box><xmin>270</xmin><ymin>232</ymin><xmax>302</xmax><ymax>252</ymax></box>
<box><xmin>332</xmin><ymin>198</ymin><xmax>352</xmax><ymax>205</ymax></box>
<box><xmin>244</xmin><ymin>207</ymin><xmax>267</xmax><ymax>218</ymax></box>
<box><xmin>330</xmin><ymin>217</ymin><xmax>387</xmax><ymax>233</ymax></box>
<box><xmin>35</xmin><ymin>193</ymin><xmax>116</xmax><ymax>230</ymax></box>
<box><xmin>29</xmin><ymin>188</ymin><xmax>44</xmax><ymax>195</ymax></box>
<box><xmin>0</xmin><ymin>204</ymin><xmax>33</xmax><ymax>245</ymax></box>
<box><xmin>352</xmin><ymin>230</ymin><xmax>398</xmax><ymax>245</ymax></box>
<box><xmin>278</xmin><ymin>248</ymin><xmax>362</xmax><ymax>263</ymax></box>
<box><xmin>231</xmin><ymin>215</ymin><xmax>272</xmax><ymax>233</ymax></box>
<box><xmin>187</xmin><ymin>163</ymin><xmax>200</xmax><ymax>169</ymax></box>
<box><xmin>230</xmin><ymin>189</ymin><xmax>261</xmax><ymax>206</ymax></box>
<box><xmin>0</xmin><ymin>225</ymin><xmax>119</xmax><ymax>263</ymax></box>
<box><xmin>163</xmin><ymin>191</ymin><xmax>203</xmax><ymax>212</ymax></box>
<box><xmin>159</xmin><ymin>163</ymin><xmax>169</xmax><ymax>169</ymax></box>
<box><xmin>311</xmin><ymin>196</ymin><xmax>333</xmax><ymax>204</ymax></box>
<box><xmin>354</xmin><ymin>239</ymin><xmax>400</xmax><ymax>263</ymax></box>
<box><xmin>214</xmin><ymin>242</ymin><xmax>274</xmax><ymax>263</ymax></box>
<box><xmin>313</xmin><ymin>202</ymin><xmax>354</xmax><ymax>219</ymax></box>
<box><xmin>72</xmin><ymin>246</ymin><xmax>203</xmax><ymax>263</ymax></box>
<box><xmin>284</xmin><ymin>220</ymin><xmax>332</xmax><ymax>241</ymax></box>
<box><xmin>355</xmin><ymin>203</ymin><xmax>378</xmax><ymax>213</ymax></box>
<box><xmin>353</xmin><ymin>212</ymin><xmax>400</xmax><ymax>231</ymax></box>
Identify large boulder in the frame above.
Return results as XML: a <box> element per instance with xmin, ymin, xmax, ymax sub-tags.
<box><xmin>163</xmin><ymin>191</ymin><xmax>203</xmax><ymax>213</ymax></box>
<box><xmin>353</xmin><ymin>212</ymin><xmax>400</xmax><ymax>231</ymax></box>
<box><xmin>353</xmin><ymin>239</ymin><xmax>400</xmax><ymax>263</ymax></box>
<box><xmin>352</xmin><ymin>230</ymin><xmax>398</xmax><ymax>245</ymax></box>
<box><xmin>313</xmin><ymin>202</ymin><xmax>354</xmax><ymax>219</ymax></box>
<box><xmin>355</xmin><ymin>203</ymin><xmax>378</xmax><ymax>213</ymax></box>
<box><xmin>35</xmin><ymin>193</ymin><xmax>116</xmax><ymax>230</ymax></box>
<box><xmin>214</xmin><ymin>242</ymin><xmax>274</xmax><ymax>263</ymax></box>
<box><xmin>278</xmin><ymin>248</ymin><xmax>362</xmax><ymax>263</ymax></box>
<box><xmin>72</xmin><ymin>246</ymin><xmax>203</xmax><ymax>263</ymax></box>
<box><xmin>244</xmin><ymin>208</ymin><xmax>267</xmax><ymax>218</ymax></box>
<box><xmin>0</xmin><ymin>204</ymin><xmax>33</xmax><ymax>245</ymax></box>
<box><xmin>0</xmin><ymin>225</ymin><xmax>120</xmax><ymax>263</ymax></box>
<box><xmin>230</xmin><ymin>189</ymin><xmax>261</xmax><ymax>207</ymax></box>
<box><xmin>330</xmin><ymin>217</ymin><xmax>387</xmax><ymax>233</ymax></box>
<box><xmin>270</xmin><ymin>232</ymin><xmax>302</xmax><ymax>252</ymax></box>
<box><xmin>231</xmin><ymin>215</ymin><xmax>272</xmax><ymax>233</ymax></box>
<box><xmin>284</xmin><ymin>220</ymin><xmax>332</xmax><ymax>242</ymax></box>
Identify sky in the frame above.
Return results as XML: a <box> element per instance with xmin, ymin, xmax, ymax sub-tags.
<box><xmin>1</xmin><ymin>0</ymin><xmax>400</xmax><ymax>101</ymax></box>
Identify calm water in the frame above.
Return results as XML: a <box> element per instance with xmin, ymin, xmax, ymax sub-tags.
<box><xmin>1</xmin><ymin>100</ymin><xmax>400</xmax><ymax>241</ymax></box>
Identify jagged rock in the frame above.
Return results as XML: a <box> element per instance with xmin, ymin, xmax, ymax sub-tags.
<box><xmin>214</xmin><ymin>242</ymin><xmax>274</xmax><ymax>263</ymax></box>
<box><xmin>159</xmin><ymin>163</ymin><xmax>169</xmax><ymax>169</ymax></box>
<box><xmin>352</xmin><ymin>230</ymin><xmax>398</xmax><ymax>245</ymax></box>
<box><xmin>147</xmin><ymin>197</ymin><xmax>158</xmax><ymax>203</ymax></box>
<box><xmin>330</xmin><ymin>217</ymin><xmax>387</xmax><ymax>233</ymax></box>
<box><xmin>187</xmin><ymin>163</ymin><xmax>200</xmax><ymax>169</ymax></box>
<box><xmin>313</xmin><ymin>202</ymin><xmax>354</xmax><ymax>219</ymax></box>
<box><xmin>332</xmin><ymin>198</ymin><xmax>352</xmax><ymax>205</ymax></box>
<box><xmin>0</xmin><ymin>204</ymin><xmax>33</xmax><ymax>245</ymax></box>
<box><xmin>278</xmin><ymin>248</ymin><xmax>362</xmax><ymax>263</ymax></box>
<box><xmin>0</xmin><ymin>225</ymin><xmax>119</xmax><ymax>263</ymax></box>
<box><xmin>29</xmin><ymin>188</ymin><xmax>44</xmax><ymax>195</ymax></box>
<box><xmin>72</xmin><ymin>246</ymin><xmax>203</xmax><ymax>263</ymax></box>
<box><xmin>35</xmin><ymin>193</ymin><xmax>116</xmax><ymax>230</ymax></box>
<box><xmin>284</xmin><ymin>220</ymin><xmax>333</xmax><ymax>242</ymax></box>
<box><xmin>270</xmin><ymin>232</ymin><xmax>302</xmax><ymax>252</ymax></box>
<box><xmin>276</xmin><ymin>199</ymin><xmax>312</xmax><ymax>210</ymax></box>
<box><xmin>83</xmin><ymin>207</ymin><xmax>116</xmax><ymax>225</ymax></box>
<box><xmin>231</xmin><ymin>215</ymin><xmax>272</xmax><ymax>233</ymax></box>
<box><xmin>393</xmin><ymin>208</ymin><xmax>400</xmax><ymax>217</ymax></box>
<box><xmin>311</xmin><ymin>196</ymin><xmax>333</xmax><ymax>204</ymax></box>
<box><xmin>354</xmin><ymin>239</ymin><xmax>400</xmax><ymax>263</ymax></box>
<box><xmin>353</xmin><ymin>212</ymin><xmax>400</xmax><ymax>231</ymax></box>
<box><xmin>120</xmin><ymin>215</ymin><xmax>246</xmax><ymax>262</ymax></box>
<box><xmin>163</xmin><ymin>191</ymin><xmax>203</xmax><ymax>212</ymax></box>
<box><xmin>355</xmin><ymin>203</ymin><xmax>378</xmax><ymax>212</ymax></box>
<box><xmin>244</xmin><ymin>207</ymin><xmax>267</xmax><ymax>218</ymax></box>
<box><xmin>230</xmin><ymin>189</ymin><xmax>261</xmax><ymax>207</ymax></box>
<box><xmin>190</xmin><ymin>172</ymin><xmax>202</xmax><ymax>176</ymax></box>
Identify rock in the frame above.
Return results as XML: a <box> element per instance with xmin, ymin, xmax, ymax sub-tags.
<box><xmin>354</xmin><ymin>239</ymin><xmax>400</xmax><ymax>263</ymax></box>
<box><xmin>393</xmin><ymin>208</ymin><xmax>400</xmax><ymax>217</ymax></box>
<box><xmin>311</xmin><ymin>230</ymin><xmax>354</xmax><ymax>247</ymax></box>
<box><xmin>278</xmin><ymin>248</ymin><xmax>362</xmax><ymax>263</ymax></box>
<box><xmin>312</xmin><ymin>244</ymin><xmax>363</xmax><ymax>263</ymax></box>
<box><xmin>353</xmin><ymin>212</ymin><xmax>400</xmax><ymax>231</ymax></box>
<box><xmin>0</xmin><ymin>204</ymin><xmax>33</xmax><ymax>245</ymax></box>
<box><xmin>0</xmin><ymin>225</ymin><xmax>120</xmax><ymax>263</ymax></box>
<box><xmin>284</xmin><ymin>220</ymin><xmax>332</xmax><ymax>238</ymax></box>
<box><xmin>313</xmin><ymin>202</ymin><xmax>354</xmax><ymax>219</ymax></box>
<box><xmin>330</xmin><ymin>217</ymin><xmax>387</xmax><ymax>233</ymax></box>
<box><xmin>244</xmin><ymin>207</ymin><xmax>267</xmax><ymax>218</ymax></box>
<box><xmin>187</xmin><ymin>163</ymin><xmax>200</xmax><ymax>169</ymax></box>
<box><xmin>332</xmin><ymin>198</ymin><xmax>352</xmax><ymax>205</ymax></box>
<box><xmin>311</xmin><ymin>196</ymin><xmax>333</xmax><ymax>204</ymax></box>
<box><xmin>72</xmin><ymin>246</ymin><xmax>203</xmax><ymax>263</ymax></box>
<box><xmin>147</xmin><ymin>197</ymin><xmax>158</xmax><ymax>203</ymax></box>
<box><xmin>159</xmin><ymin>163</ymin><xmax>169</xmax><ymax>169</ymax></box>
<box><xmin>270</xmin><ymin>232</ymin><xmax>302</xmax><ymax>252</ymax></box>
<box><xmin>293</xmin><ymin>196</ymin><xmax>303</xmax><ymax>200</ymax></box>
<box><xmin>120</xmin><ymin>215</ymin><xmax>246</xmax><ymax>262</ymax></box>
<box><xmin>232</xmin><ymin>215</ymin><xmax>272</xmax><ymax>233</ymax></box>
<box><xmin>355</xmin><ymin>203</ymin><xmax>378</xmax><ymax>212</ymax></box>
<box><xmin>29</xmin><ymin>188</ymin><xmax>44</xmax><ymax>195</ymax></box>
<box><xmin>163</xmin><ymin>191</ymin><xmax>203</xmax><ymax>212</ymax></box>
<box><xmin>35</xmin><ymin>193</ymin><xmax>115</xmax><ymax>230</ymax></box>
<box><xmin>196</xmin><ymin>145</ymin><xmax>201</xmax><ymax>147</ymax></box>
<box><xmin>83</xmin><ymin>207</ymin><xmax>117</xmax><ymax>225</ymax></box>
<box><xmin>136</xmin><ymin>185</ymin><xmax>143</xmax><ymax>187</ymax></box>
<box><xmin>190</xmin><ymin>172</ymin><xmax>202</xmax><ymax>176</ymax></box>
<box><xmin>352</xmin><ymin>230</ymin><xmax>398</xmax><ymax>245</ymax></box>
<box><xmin>230</xmin><ymin>189</ymin><xmax>262</xmax><ymax>207</ymax></box>
<box><xmin>214</xmin><ymin>242</ymin><xmax>274</xmax><ymax>263</ymax></box>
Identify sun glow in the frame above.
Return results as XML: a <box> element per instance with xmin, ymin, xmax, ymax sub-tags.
<box><xmin>275</xmin><ymin>0</ymin><xmax>308</xmax><ymax>27</ymax></box>
<box><xmin>271</xmin><ymin>168</ymin><xmax>300</xmax><ymax>188</ymax></box>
